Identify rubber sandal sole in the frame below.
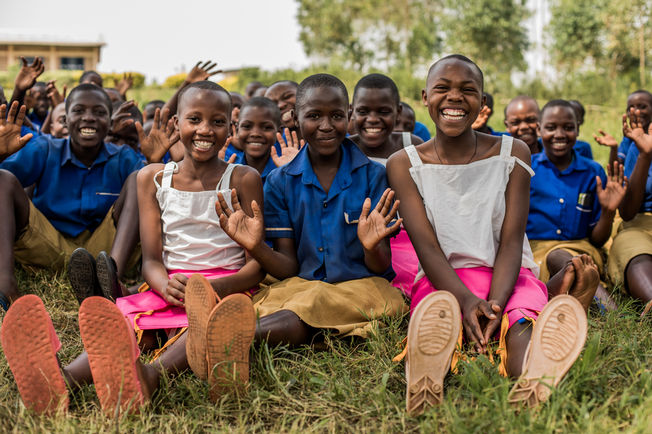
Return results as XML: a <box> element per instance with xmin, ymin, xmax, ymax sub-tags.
<box><xmin>79</xmin><ymin>296</ymin><xmax>145</xmax><ymax>415</ymax></box>
<box><xmin>0</xmin><ymin>294</ymin><xmax>68</xmax><ymax>415</ymax></box>
<box><xmin>508</xmin><ymin>294</ymin><xmax>587</xmax><ymax>407</ymax></box>
<box><xmin>205</xmin><ymin>294</ymin><xmax>255</xmax><ymax>402</ymax></box>
<box><xmin>406</xmin><ymin>291</ymin><xmax>461</xmax><ymax>416</ymax></box>
<box><xmin>68</xmin><ymin>248</ymin><xmax>98</xmax><ymax>304</ymax></box>
<box><xmin>95</xmin><ymin>252</ymin><xmax>118</xmax><ymax>301</ymax></box>
<box><xmin>185</xmin><ymin>274</ymin><xmax>218</xmax><ymax>381</ymax></box>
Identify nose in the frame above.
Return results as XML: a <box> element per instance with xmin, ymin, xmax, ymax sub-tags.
<box><xmin>446</xmin><ymin>88</ymin><xmax>463</xmax><ymax>101</ymax></box>
<box><xmin>318</xmin><ymin>117</ymin><xmax>334</xmax><ymax>132</ymax></box>
<box><xmin>196</xmin><ymin>120</ymin><xmax>211</xmax><ymax>135</ymax></box>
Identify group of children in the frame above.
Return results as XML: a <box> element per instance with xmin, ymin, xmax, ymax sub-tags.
<box><xmin>0</xmin><ymin>53</ymin><xmax>649</xmax><ymax>418</ymax></box>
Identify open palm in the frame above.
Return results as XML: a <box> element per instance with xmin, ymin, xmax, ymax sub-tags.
<box><xmin>357</xmin><ymin>188</ymin><xmax>402</xmax><ymax>250</ymax></box>
<box><xmin>215</xmin><ymin>189</ymin><xmax>264</xmax><ymax>251</ymax></box>
<box><xmin>623</xmin><ymin>109</ymin><xmax>652</xmax><ymax>155</ymax></box>
<box><xmin>596</xmin><ymin>161</ymin><xmax>628</xmax><ymax>212</ymax></box>
<box><xmin>272</xmin><ymin>128</ymin><xmax>304</xmax><ymax>167</ymax></box>
<box><xmin>0</xmin><ymin>102</ymin><xmax>33</xmax><ymax>161</ymax></box>
<box><xmin>136</xmin><ymin>107</ymin><xmax>175</xmax><ymax>163</ymax></box>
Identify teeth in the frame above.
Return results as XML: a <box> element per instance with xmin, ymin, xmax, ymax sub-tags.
<box><xmin>281</xmin><ymin>111</ymin><xmax>293</xmax><ymax>122</ymax></box>
<box><xmin>442</xmin><ymin>109</ymin><xmax>466</xmax><ymax>120</ymax></box>
<box><xmin>80</xmin><ymin>128</ymin><xmax>96</xmax><ymax>136</ymax></box>
<box><xmin>193</xmin><ymin>140</ymin><xmax>213</xmax><ymax>151</ymax></box>
<box><xmin>551</xmin><ymin>142</ymin><xmax>567</xmax><ymax>150</ymax></box>
<box><xmin>365</xmin><ymin>128</ymin><xmax>382</xmax><ymax>134</ymax></box>
<box><xmin>247</xmin><ymin>142</ymin><xmax>265</xmax><ymax>147</ymax></box>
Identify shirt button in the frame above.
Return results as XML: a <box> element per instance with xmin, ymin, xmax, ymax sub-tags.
<box><xmin>559</xmin><ymin>198</ymin><xmax>564</xmax><ymax>204</ymax></box>
<box><xmin>318</xmin><ymin>247</ymin><xmax>324</xmax><ymax>252</ymax></box>
<box><xmin>556</xmin><ymin>229</ymin><xmax>562</xmax><ymax>235</ymax></box>
<box><xmin>323</xmin><ymin>202</ymin><xmax>327</xmax><ymax>208</ymax></box>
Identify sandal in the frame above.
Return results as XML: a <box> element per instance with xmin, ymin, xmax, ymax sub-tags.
<box><xmin>185</xmin><ymin>274</ymin><xmax>219</xmax><ymax>380</ymax></box>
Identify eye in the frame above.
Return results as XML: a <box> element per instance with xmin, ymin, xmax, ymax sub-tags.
<box><xmin>332</xmin><ymin>113</ymin><xmax>344</xmax><ymax>120</ymax></box>
<box><xmin>356</xmin><ymin>109</ymin><xmax>368</xmax><ymax>115</ymax></box>
<box><xmin>306</xmin><ymin>113</ymin><xmax>319</xmax><ymax>119</ymax></box>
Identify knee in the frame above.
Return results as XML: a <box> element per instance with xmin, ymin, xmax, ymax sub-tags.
<box><xmin>546</xmin><ymin>249</ymin><xmax>571</xmax><ymax>273</ymax></box>
<box><xmin>0</xmin><ymin>169</ymin><xmax>22</xmax><ymax>196</ymax></box>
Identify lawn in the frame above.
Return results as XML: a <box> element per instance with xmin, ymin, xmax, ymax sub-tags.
<box><xmin>0</xmin><ymin>266</ymin><xmax>650</xmax><ymax>433</ymax></box>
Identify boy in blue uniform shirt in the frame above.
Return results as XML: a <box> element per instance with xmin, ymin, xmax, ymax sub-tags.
<box><xmin>215</xmin><ymin>73</ymin><xmax>407</xmax><ymax>346</ymax></box>
<box><xmin>0</xmin><ymin>85</ymin><xmax>143</xmax><ymax>309</ymax></box>
<box><xmin>527</xmin><ymin>100</ymin><xmax>625</xmax><ymax>309</ymax></box>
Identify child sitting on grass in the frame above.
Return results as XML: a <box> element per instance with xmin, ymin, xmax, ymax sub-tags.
<box><xmin>387</xmin><ymin>55</ymin><xmax>598</xmax><ymax>415</ymax></box>
<box><xmin>216</xmin><ymin>73</ymin><xmax>408</xmax><ymax>347</ymax></box>
<box><xmin>0</xmin><ymin>84</ymin><xmax>142</xmax><ymax>310</ymax></box>
<box><xmin>1</xmin><ymin>81</ymin><xmax>265</xmax><ymax>416</ymax></box>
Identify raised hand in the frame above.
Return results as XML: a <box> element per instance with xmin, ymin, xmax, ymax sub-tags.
<box><xmin>110</xmin><ymin>100</ymin><xmax>136</xmax><ymax>136</ymax></box>
<box><xmin>135</xmin><ymin>107</ymin><xmax>175</xmax><ymax>163</ymax></box>
<box><xmin>272</xmin><ymin>128</ymin><xmax>304</xmax><ymax>167</ymax></box>
<box><xmin>593</xmin><ymin>129</ymin><xmax>618</xmax><ymax>148</ymax></box>
<box><xmin>186</xmin><ymin>60</ymin><xmax>221</xmax><ymax>84</ymax></box>
<box><xmin>622</xmin><ymin>108</ymin><xmax>652</xmax><ymax>155</ymax></box>
<box><xmin>14</xmin><ymin>57</ymin><xmax>45</xmax><ymax>92</ymax></box>
<box><xmin>472</xmin><ymin>105</ymin><xmax>491</xmax><ymax>130</ymax></box>
<box><xmin>357</xmin><ymin>188</ymin><xmax>402</xmax><ymax>250</ymax></box>
<box><xmin>596</xmin><ymin>161</ymin><xmax>628</xmax><ymax>212</ymax></box>
<box><xmin>46</xmin><ymin>80</ymin><xmax>66</xmax><ymax>107</ymax></box>
<box><xmin>215</xmin><ymin>189</ymin><xmax>264</xmax><ymax>251</ymax></box>
<box><xmin>218</xmin><ymin>137</ymin><xmax>237</xmax><ymax>163</ymax></box>
<box><xmin>0</xmin><ymin>102</ymin><xmax>33</xmax><ymax>161</ymax></box>
<box><xmin>115</xmin><ymin>73</ymin><xmax>134</xmax><ymax>97</ymax></box>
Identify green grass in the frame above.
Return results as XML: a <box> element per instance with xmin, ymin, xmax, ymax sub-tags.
<box><xmin>0</xmin><ymin>267</ymin><xmax>650</xmax><ymax>432</ymax></box>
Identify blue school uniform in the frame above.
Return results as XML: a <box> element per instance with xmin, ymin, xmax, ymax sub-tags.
<box><xmin>413</xmin><ymin>121</ymin><xmax>431</xmax><ymax>142</ymax></box>
<box><xmin>527</xmin><ymin>150</ymin><xmax>606</xmax><ymax>241</ymax></box>
<box><xmin>233</xmin><ymin>152</ymin><xmax>277</xmax><ymax>184</ymax></box>
<box><xmin>618</xmin><ymin>137</ymin><xmax>634</xmax><ymax>162</ymax></box>
<box><xmin>226</xmin><ymin>141</ymin><xmax>282</xmax><ymax>162</ymax></box>
<box><xmin>27</xmin><ymin>111</ymin><xmax>46</xmax><ymax>132</ymax></box>
<box><xmin>0</xmin><ymin>136</ymin><xmax>144</xmax><ymax>237</ymax></box>
<box><xmin>574</xmin><ymin>139</ymin><xmax>594</xmax><ymax>160</ymax></box>
<box><xmin>264</xmin><ymin>138</ymin><xmax>394</xmax><ymax>283</ymax></box>
<box><xmin>624</xmin><ymin>144</ymin><xmax>652</xmax><ymax>212</ymax></box>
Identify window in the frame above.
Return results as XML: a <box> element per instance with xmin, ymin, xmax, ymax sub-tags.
<box><xmin>60</xmin><ymin>57</ymin><xmax>84</xmax><ymax>70</ymax></box>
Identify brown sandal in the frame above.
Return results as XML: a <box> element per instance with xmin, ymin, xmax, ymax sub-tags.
<box><xmin>185</xmin><ymin>274</ymin><xmax>219</xmax><ymax>380</ymax></box>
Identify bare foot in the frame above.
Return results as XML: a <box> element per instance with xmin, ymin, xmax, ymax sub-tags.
<box><xmin>568</xmin><ymin>255</ymin><xmax>600</xmax><ymax>313</ymax></box>
<box><xmin>546</xmin><ymin>261</ymin><xmax>575</xmax><ymax>298</ymax></box>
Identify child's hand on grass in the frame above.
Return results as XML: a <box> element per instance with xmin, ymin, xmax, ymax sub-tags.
<box><xmin>215</xmin><ymin>189</ymin><xmax>264</xmax><ymax>251</ymax></box>
<box><xmin>14</xmin><ymin>57</ymin><xmax>45</xmax><ymax>92</ymax></box>
<box><xmin>135</xmin><ymin>107</ymin><xmax>175</xmax><ymax>163</ymax></box>
<box><xmin>597</xmin><ymin>161</ymin><xmax>628</xmax><ymax>212</ymax></box>
<box><xmin>272</xmin><ymin>128</ymin><xmax>304</xmax><ymax>167</ymax></box>
<box><xmin>185</xmin><ymin>61</ymin><xmax>221</xmax><ymax>84</ymax></box>
<box><xmin>623</xmin><ymin>108</ymin><xmax>652</xmax><ymax>155</ymax></box>
<box><xmin>357</xmin><ymin>188</ymin><xmax>402</xmax><ymax>251</ymax></box>
<box><xmin>0</xmin><ymin>102</ymin><xmax>32</xmax><ymax>161</ymax></box>
<box><xmin>162</xmin><ymin>273</ymin><xmax>188</xmax><ymax>306</ymax></box>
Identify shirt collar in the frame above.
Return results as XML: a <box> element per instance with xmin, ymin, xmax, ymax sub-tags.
<box><xmin>61</xmin><ymin>139</ymin><xmax>119</xmax><ymax>168</ymax></box>
<box><xmin>536</xmin><ymin>148</ymin><xmax>589</xmax><ymax>174</ymax></box>
<box><xmin>236</xmin><ymin>153</ymin><xmax>277</xmax><ymax>178</ymax></box>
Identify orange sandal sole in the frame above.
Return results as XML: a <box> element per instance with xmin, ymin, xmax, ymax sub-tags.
<box><xmin>185</xmin><ymin>274</ymin><xmax>218</xmax><ymax>380</ymax></box>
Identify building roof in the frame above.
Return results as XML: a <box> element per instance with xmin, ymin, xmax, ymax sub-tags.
<box><xmin>0</xmin><ymin>31</ymin><xmax>105</xmax><ymax>48</ymax></box>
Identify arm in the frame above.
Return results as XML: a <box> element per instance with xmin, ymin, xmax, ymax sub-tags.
<box><xmin>484</xmin><ymin>139</ymin><xmax>532</xmax><ymax>341</ymax></box>
<box><xmin>619</xmin><ymin>112</ymin><xmax>652</xmax><ymax>221</ymax></box>
<box><xmin>387</xmin><ymin>150</ymin><xmax>496</xmax><ymax>351</ymax></box>
<box><xmin>209</xmin><ymin>166</ymin><xmax>266</xmax><ymax>297</ymax></box>
<box><xmin>357</xmin><ymin>187</ymin><xmax>402</xmax><ymax>274</ymax></box>
<box><xmin>10</xmin><ymin>57</ymin><xmax>45</xmax><ymax>107</ymax></box>
<box><xmin>590</xmin><ymin>162</ymin><xmax>626</xmax><ymax>246</ymax></box>
<box><xmin>162</xmin><ymin>61</ymin><xmax>220</xmax><ymax>116</ymax></box>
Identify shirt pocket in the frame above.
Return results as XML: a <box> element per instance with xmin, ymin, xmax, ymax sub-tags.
<box><xmin>344</xmin><ymin>209</ymin><xmax>362</xmax><ymax>224</ymax></box>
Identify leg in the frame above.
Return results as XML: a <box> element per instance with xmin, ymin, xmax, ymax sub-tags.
<box><xmin>625</xmin><ymin>254</ymin><xmax>652</xmax><ymax>303</ymax></box>
<box><xmin>545</xmin><ymin>249</ymin><xmax>573</xmax><ymax>286</ymax></box>
<box><xmin>546</xmin><ymin>254</ymin><xmax>599</xmax><ymax>312</ymax></box>
<box><xmin>504</xmin><ymin>321</ymin><xmax>533</xmax><ymax>378</ymax></box>
<box><xmin>0</xmin><ymin>170</ymin><xmax>30</xmax><ymax>304</ymax></box>
<box><xmin>110</xmin><ymin>171</ymin><xmax>139</xmax><ymax>278</ymax></box>
<box><xmin>254</xmin><ymin>310</ymin><xmax>316</xmax><ymax>347</ymax></box>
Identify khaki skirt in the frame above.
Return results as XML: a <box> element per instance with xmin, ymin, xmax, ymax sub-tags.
<box><xmin>607</xmin><ymin>213</ymin><xmax>652</xmax><ymax>289</ymax></box>
<box><xmin>529</xmin><ymin>238</ymin><xmax>604</xmax><ymax>283</ymax></box>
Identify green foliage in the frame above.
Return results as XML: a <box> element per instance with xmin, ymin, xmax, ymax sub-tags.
<box><xmin>162</xmin><ymin>73</ymin><xmax>188</xmax><ymax>89</ymax></box>
<box><xmin>101</xmin><ymin>72</ymin><xmax>146</xmax><ymax>88</ymax></box>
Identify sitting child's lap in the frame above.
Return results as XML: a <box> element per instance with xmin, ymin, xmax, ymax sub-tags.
<box><xmin>14</xmin><ymin>201</ymin><xmax>117</xmax><ymax>270</ymax></box>
<box><xmin>607</xmin><ymin>213</ymin><xmax>652</xmax><ymax>288</ymax></box>
<box><xmin>410</xmin><ymin>267</ymin><xmax>548</xmax><ymax>330</ymax></box>
<box><xmin>529</xmin><ymin>238</ymin><xmax>604</xmax><ymax>282</ymax></box>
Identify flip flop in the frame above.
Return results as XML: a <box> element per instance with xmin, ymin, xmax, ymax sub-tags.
<box><xmin>79</xmin><ymin>296</ymin><xmax>146</xmax><ymax>415</ymax></box>
<box><xmin>205</xmin><ymin>293</ymin><xmax>255</xmax><ymax>402</ymax></box>
<box><xmin>68</xmin><ymin>247</ymin><xmax>99</xmax><ymax>304</ymax></box>
<box><xmin>405</xmin><ymin>291</ymin><xmax>461</xmax><ymax>416</ymax></box>
<box><xmin>185</xmin><ymin>274</ymin><xmax>219</xmax><ymax>381</ymax></box>
<box><xmin>0</xmin><ymin>294</ymin><xmax>68</xmax><ymax>415</ymax></box>
<box><xmin>508</xmin><ymin>294</ymin><xmax>587</xmax><ymax>407</ymax></box>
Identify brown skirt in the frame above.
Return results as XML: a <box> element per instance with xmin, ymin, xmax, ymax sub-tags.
<box><xmin>252</xmin><ymin>276</ymin><xmax>408</xmax><ymax>338</ymax></box>
<box><xmin>607</xmin><ymin>213</ymin><xmax>652</xmax><ymax>289</ymax></box>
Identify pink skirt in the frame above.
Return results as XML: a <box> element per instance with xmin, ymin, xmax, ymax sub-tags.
<box><xmin>115</xmin><ymin>268</ymin><xmax>239</xmax><ymax>331</ymax></box>
<box><xmin>390</xmin><ymin>227</ymin><xmax>419</xmax><ymax>297</ymax></box>
<box><xmin>411</xmin><ymin>267</ymin><xmax>548</xmax><ymax>329</ymax></box>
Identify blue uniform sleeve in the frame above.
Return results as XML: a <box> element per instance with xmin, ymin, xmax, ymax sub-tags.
<box><xmin>574</xmin><ymin>140</ymin><xmax>594</xmax><ymax>160</ymax></box>
<box><xmin>413</xmin><ymin>122</ymin><xmax>431</xmax><ymax>142</ymax></box>
<box><xmin>264</xmin><ymin>169</ymin><xmax>293</xmax><ymax>239</ymax></box>
<box><xmin>0</xmin><ymin>135</ymin><xmax>48</xmax><ymax>187</ymax></box>
<box><xmin>618</xmin><ymin>137</ymin><xmax>632</xmax><ymax>162</ymax></box>
<box><xmin>624</xmin><ymin>145</ymin><xmax>639</xmax><ymax>178</ymax></box>
<box><xmin>119</xmin><ymin>146</ymin><xmax>145</xmax><ymax>181</ymax></box>
<box><xmin>366</xmin><ymin>161</ymin><xmax>390</xmax><ymax>206</ymax></box>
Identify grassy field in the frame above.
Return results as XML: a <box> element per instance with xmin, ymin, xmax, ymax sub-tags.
<box><xmin>0</xmin><ymin>267</ymin><xmax>650</xmax><ymax>433</ymax></box>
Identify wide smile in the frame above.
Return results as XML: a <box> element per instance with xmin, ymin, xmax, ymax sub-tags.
<box><xmin>193</xmin><ymin>140</ymin><xmax>214</xmax><ymax>151</ymax></box>
<box><xmin>440</xmin><ymin>108</ymin><xmax>468</xmax><ymax>122</ymax></box>
<box><xmin>79</xmin><ymin>127</ymin><xmax>97</xmax><ymax>138</ymax></box>
<box><xmin>550</xmin><ymin>141</ymin><xmax>569</xmax><ymax>151</ymax></box>
<box><xmin>363</xmin><ymin>127</ymin><xmax>384</xmax><ymax>137</ymax></box>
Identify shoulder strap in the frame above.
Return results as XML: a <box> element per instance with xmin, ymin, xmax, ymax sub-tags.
<box><xmin>499</xmin><ymin>134</ymin><xmax>513</xmax><ymax>158</ymax></box>
<box><xmin>154</xmin><ymin>161</ymin><xmax>178</xmax><ymax>188</ymax></box>
<box><xmin>401</xmin><ymin>131</ymin><xmax>411</xmax><ymax>148</ymax></box>
<box><xmin>216</xmin><ymin>163</ymin><xmax>237</xmax><ymax>191</ymax></box>
<box><xmin>404</xmin><ymin>145</ymin><xmax>423</xmax><ymax>167</ymax></box>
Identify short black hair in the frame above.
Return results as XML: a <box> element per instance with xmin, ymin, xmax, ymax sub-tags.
<box><xmin>31</xmin><ymin>81</ymin><xmax>47</xmax><ymax>91</ymax></box>
<box><xmin>427</xmin><ymin>54</ymin><xmax>484</xmax><ymax>91</ymax></box>
<box><xmin>400</xmin><ymin>101</ymin><xmax>415</xmax><ymax>115</ymax></box>
<box><xmin>629</xmin><ymin>89</ymin><xmax>652</xmax><ymax>105</ymax></box>
<box><xmin>177</xmin><ymin>80</ymin><xmax>231</xmax><ymax>115</ymax></box>
<box><xmin>540</xmin><ymin>99</ymin><xmax>576</xmax><ymax>122</ymax></box>
<box><xmin>296</xmin><ymin>73</ymin><xmax>348</xmax><ymax>112</ymax></box>
<box><xmin>568</xmin><ymin>99</ymin><xmax>585</xmax><ymax>118</ymax></box>
<box><xmin>79</xmin><ymin>70</ymin><xmax>102</xmax><ymax>85</ymax></box>
<box><xmin>504</xmin><ymin>95</ymin><xmax>539</xmax><ymax>118</ymax></box>
<box><xmin>240</xmin><ymin>96</ymin><xmax>281</xmax><ymax>127</ymax></box>
<box><xmin>145</xmin><ymin>99</ymin><xmax>165</xmax><ymax>109</ymax></box>
<box><xmin>65</xmin><ymin>83</ymin><xmax>113</xmax><ymax>116</ymax></box>
<box><xmin>352</xmin><ymin>73</ymin><xmax>400</xmax><ymax>106</ymax></box>
<box><xmin>269</xmin><ymin>80</ymin><xmax>299</xmax><ymax>89</ymax></box>
<box><xmin>483</xmin><ymin>92</ymin><xmax>494</xmax><ymax>111</ymax></box>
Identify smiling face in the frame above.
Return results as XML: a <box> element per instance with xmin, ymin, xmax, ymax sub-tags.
<box><xmin>351</xmin><ymin>87</ymin><xmax>399</xmax><ymax>149</ymax></box>
<box><xmin>176</xmin><ymin>87</ymin><xmax>231</xmax><ymax>162</ymax></box>
<box><xmin>297</xmin><ymin>85</ymin><xmax>349</xmax><ymax>158</ymax></box>
<box><xmin>66</xmin><ymin>89</ymin><xmax>111</xmax><ymax>151</ymax></box>
<box><xmin>30</xmin><ymin>86</ymin><xmax>49</xmax><ymax>119</ymax></box>
<box><xmin>539</xmin><ymin>105</ymin><xmax>577</xmax><ymax>164</ymax></box>
<box><xmin>422</xmin><ymin>59</ymin><xmax>483</xmax><ymax>137</ymax></box>
<box><xmin>265</xmin><ymin>82</ymin><xmax>297</xmax><ymax>128</ymax></box>
<box><xmin>504</xmin><ymin>98</ymin><xmax>540</xmax><ymax>148</ymax></box>
<box><xmin>50</xmin><ymin>103</ymin><xmax>68</xmax><ymax>138</ymax></box>
<box><xmin>395</xmin><ymin>106</ymin><xmax>415</xmax><ymax>133</ymax></box>
<box><xmin>237</xmin><ymin>105</ymin><xmax>279</xmax><ymax>160</ymax></box>
<box><xmin>627</xmin><ymin>92</ymin><xmax>652</xmax><ymax>129</ymax></box>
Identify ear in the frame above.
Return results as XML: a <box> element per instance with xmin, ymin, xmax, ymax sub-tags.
<box><xmin>173</xmin><ymin>114</ymin><xmax>179</xmax><ymax>132</ymax></box>
<box><xmin>61</xmin><ymin>115</ymin><xmax>67</xmax><ymax>126</ymax></box>
<box><xmin>290</xmin><ymin>108</ymin><xmax>298</xmax><ymax>130</ymax></box>
<box><xmin>396</xmin><ymin>103</ymin><xmax>403</xmax><ymax>117</ymax></box>
<box><xmin>421</xmin><ymin>89</ymin><xmax>427</xmax><ymax>106</ymax></box>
